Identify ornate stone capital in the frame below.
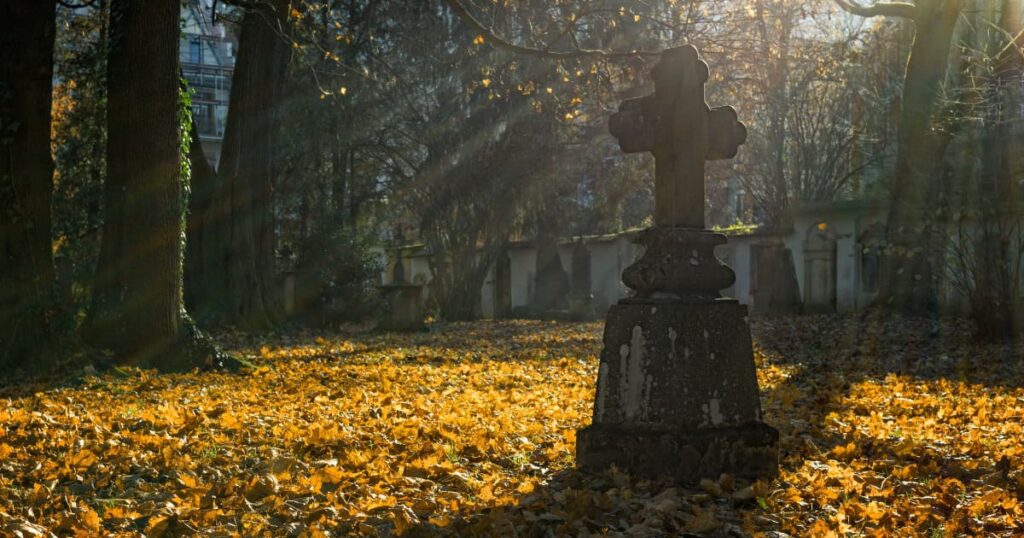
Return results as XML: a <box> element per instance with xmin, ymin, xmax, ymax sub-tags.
<box><xmin>622</xmin><ymin>227</ymin><xmax>736</xmax><ymax>301</ymax></box>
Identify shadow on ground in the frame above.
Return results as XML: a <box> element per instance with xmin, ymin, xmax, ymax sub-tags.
<box><xmin>400</xmin><ymin>313</ymin><xmax>1024</xmax><ymax>536</ymax></box>
<box><xmin>400</xmin><ymin>466</ymin><xmax>759</xmax><ymax>537</ymax></box>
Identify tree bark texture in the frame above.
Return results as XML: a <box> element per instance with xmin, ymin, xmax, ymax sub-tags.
<box><xmin>188</xmin><ymin>0</ymin><xmax>292</xmax><ymax>329</ymax></box>
<box><xmin>83</xmin><ymin>0</ymin><xmax>215</xmax><ymax>369</ymax></box>
<box><xmin>0</xmin><ymin>0</ymin><xmax>57</xmax><ymax>371</ymax></box>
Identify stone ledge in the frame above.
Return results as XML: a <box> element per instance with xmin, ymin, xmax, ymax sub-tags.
<box><xmin>576</xmin><ymin>422</ymin><xmax>779</xmax><ymax>484</ymax></box>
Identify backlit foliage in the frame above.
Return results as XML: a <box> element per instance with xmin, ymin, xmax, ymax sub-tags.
<box><xmin>1</xmin><ymin>317</ymin><xmax>1023</xmax><ymax>536</ymax></box>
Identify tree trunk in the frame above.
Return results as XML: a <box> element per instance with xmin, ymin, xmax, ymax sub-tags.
<box><xmin>0</xmin><ymin>0</ymin><xmax>57</xmax><ymax>372</ymax></box>
<box><xmin>83</xmin><ymin>0</ymin><xmax>220</xmax><ymax>370</ymax></box>
<box><xmin>184</xmin><ymin>118</ymin><xmax>216</xmax><ymax>314</ymax></box>
<box><xmin>755</xmin><ymin>0</ymin><xmax>792</xmax><ymax>225</ymax></box>
<box><xmin>876</xmin><ymin>0</ymin><xmax>961</xmax><ymax>314</ymax></box>
<box><xmin>971</xmin><ymin>0</ymin><xmax>1024</xmax><ymax>342</ymax></box>
<box><xmin>189</xmin><ymin>0</ymin><xmax>292</xmax><ymax>329</ymax></box>
<box><xmin>995</xmin><ymin>0</ymin><xmax>1022</xmax><ymax>136</ymax></box>
<box><xmin>330</xmin><ymin>109</ymin><xmax>348</xmax><ymax>226</ymax></box>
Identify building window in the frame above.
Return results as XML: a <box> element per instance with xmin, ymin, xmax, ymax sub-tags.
<box><xmin>192</xmin><ymin>103</ymin><xmax>214</xmax><ymax>136</ymax></box>
<box><xmin>189</xmin><ymin>38</ymin><xmax>202</xmax><ymax>64</ymax></box>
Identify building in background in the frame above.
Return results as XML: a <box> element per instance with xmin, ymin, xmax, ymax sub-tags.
<box><xmin>181</xmin><ymin>0</ymin><xmax>236</xmax><ymax>168</ymax></box>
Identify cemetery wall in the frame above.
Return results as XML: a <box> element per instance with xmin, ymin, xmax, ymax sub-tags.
<box><xmin>377</xmin><ymin>201</ymin><xmax>950</xmax><ymax>320</ymax></box>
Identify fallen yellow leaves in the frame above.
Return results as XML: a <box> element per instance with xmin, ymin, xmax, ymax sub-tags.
<box><xmin>757</xmin><ymin>315</ymin><xmax>1024</xmax><ymax>537</ymax></box>
<box><xmin>0</xmin><ymin>316</ymin><xmax>1021</xmax><ymax>536</ymax></box>
<box><xmin>0</xmin><ymin>323</ymin><xmax>598</xmax><ymax>536</ymax></box>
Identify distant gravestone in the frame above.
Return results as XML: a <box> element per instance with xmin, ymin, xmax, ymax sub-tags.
<box><xmin>378</xmin><ymin>256</ymin><xmax>423</xmax><ymax>331</ymax></box>
<box><xmin>767</xmin><ymin>246</ymin><xmax>802</xmax><ymax>315</ymax></box>
<box><xmin>531</xmin><ymin>231</ymin><xmax>570</xmax><ymax>315</ymax></box>
<box><xmin>803</xmin><ymin>223</ymin><xmax>837</xmax><ymax>313</ymax></box>
<box><xmin>576</xmin><ymin>46</ymin><xmax>778</xmax><ymax>483</ymax></box>
<box><xmin>752</xmin><ymin>243</ymin><xmax>802</xmax><ymax>316</ymax></box>
<box><xmin>378</xmin><ymin>284</ymin><xmax>425</xmax><ymax>331</ymax></box>
<box><xmin>568</xmin><ymin>242</ymin><xmax>597</xmax><ymax>321</ymax></box>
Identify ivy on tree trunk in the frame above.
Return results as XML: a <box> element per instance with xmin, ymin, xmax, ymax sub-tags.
<box><xmin>83</xmin><ymin>0</ymin><xmax>221</xmax><ymax>370</ymax></box>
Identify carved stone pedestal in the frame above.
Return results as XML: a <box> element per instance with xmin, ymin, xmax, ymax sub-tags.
<box><xmin>576</xmin><ymin>299</ymin><xmax>778</xmax><ymax>482</ymax></box>
<box><xmin>576</xmin><ymin>229</ymin><xmax>778</xmax><ymax>483</ymax></box>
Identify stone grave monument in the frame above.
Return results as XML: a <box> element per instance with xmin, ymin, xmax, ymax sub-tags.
<box><xmin>378</xmin><ymin>284</ymin><xmax>425</xmax><ymax>331</ymax></box>
<box><xmin>568</xmin><ymin>242</ymin><xmax>597</xmax><ymax>321</ymax></box>
<box><xmin>576</xmin><ymin>46</ymin><xmax>778</xmax><ymax>483</ymax></box>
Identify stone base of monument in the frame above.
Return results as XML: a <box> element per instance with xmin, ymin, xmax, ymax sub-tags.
<box><xmin>576</xmin><ymin>298</ymin><xmax>779</xmax><ymax>483</ymax></box>
<box><xmin>577</xmin><ymin>422</ymin><xmax>778</xmax><ymax>483</ymax></box>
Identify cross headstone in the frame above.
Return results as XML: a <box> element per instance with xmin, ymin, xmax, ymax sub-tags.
<box><xmin>609</xmin><ymin>46</ymin><xmax>746</xmax><ymax>229</ymax></box>
<box><xmin>576</xmin><ymin>45</ymin><xmax>778</xmax><ymax>484</ymax></box>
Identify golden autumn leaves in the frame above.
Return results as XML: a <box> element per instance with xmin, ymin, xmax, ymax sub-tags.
<box><xmin>0</xmin><ymin>323</ymin><xmax>596</xmax><ymax>536</ymax></box>
<box><xmin>0</xmin><ymin>318</ymin><xmax>1022</xmax><ymax>536</ymax></box>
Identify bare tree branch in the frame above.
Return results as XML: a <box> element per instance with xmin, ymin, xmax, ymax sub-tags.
<box><xmin>442</xmin><ymin>0</ymin><xmax>661</xmax><ymax>59</ymax></box>
<box><xmin>833</xmin><ymin>0</ymin><xmax>916</xmax><ymax>19</ymax></box>
<box><xmin>56</xmin><ymin>0</ymin><xmax>99</xmax><ymax>9</ymax></box>
<box><xmin>217</xmin><ymin>0</ymin><xmax>271</xmax><ymax>10</ymax></box>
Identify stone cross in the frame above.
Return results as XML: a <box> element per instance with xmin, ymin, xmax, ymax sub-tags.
<box><xmin>609</xmin><ymin>45</ymin><xmax>746</xmax><ymax>228</ymax></box>
<box><xmin>577</xmin><ymin>45</ymin><xmax>778</xmax><ymax>485</ymax></box>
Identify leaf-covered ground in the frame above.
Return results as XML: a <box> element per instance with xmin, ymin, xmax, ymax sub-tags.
<box><xmin>2</xmin><ymin>316</ymin><xmax>1023</xmax><ymax>537</ymax></box>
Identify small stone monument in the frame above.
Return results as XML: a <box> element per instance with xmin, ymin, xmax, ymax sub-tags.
<box><xmin>568</xmin><ymin>242</ymin><xmax>597</xmax><ymax>321</ymax></box>
<box><xmin>532</xmin><ymin>231</ymin><xmax>570</xmax><ymax>315</ymax></box>
<box><xmin>379</xmin><ymin>257</ymin><xmax>425</xmax><ymax>330</ymax></box>
<box><xmin>379</xmin><ymin>284</ymin><xmax>425</xmax><ymax>331</ymax></box>
<box><xmin>576</xmin><ymin>46</ymin><xmax>778</xmax><ymax>483</ymax></box>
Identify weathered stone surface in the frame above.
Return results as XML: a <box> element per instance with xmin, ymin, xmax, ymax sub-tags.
<box><xmin>577</xmin><ymin>300</ymin><xmax>778</xmax><ymax>483</ymax></box>
<box><xmin>610</xmin><ymin>99</ymin><xmax>746</xmax><ymax>162</ymax></box>
<box><xmin>568</xmin><ymin>295</ymin><xmax>597</xmax><ymax>321</ymax></box>
<box><xmin>577</xmin><ymin>422</ymin><xmax>778</xmax><ymax>483</ymax></box>
<box><xmin>621</xmin><ymin>228</ymin><xmax>735</xmax><ymax>300</ymax></box>
<box><xmin>608</xmin><ymin>45</ymin><xmax>746</xmax><ymax>228</ymax></box>
<box><xmin>767</xmin><ymin>246</ymin><xmax>802</xmax><ymax>315</ymax></box>
<box><xmin>589</xmin><ymin>301</ymin><xmax>762</xmax><ymax>428</ymax></box>
<box><xmin>568</xmin><ymin>243</ymin><xmax>598</xmax><ymax>321</ymax></box>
